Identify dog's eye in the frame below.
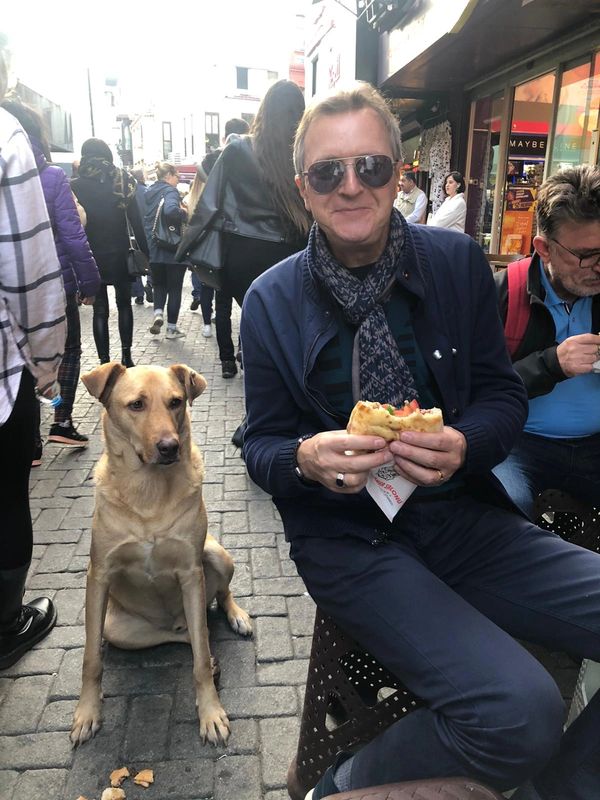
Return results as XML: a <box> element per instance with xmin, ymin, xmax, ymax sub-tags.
<box><xmin>169</xmin><ymin>398</ymin><xmax>183</xmax><ymax>409</ymax></box>
<box><xmin>129</xmin><ymin>400</ymin><xmax>144</xmax><ymax>411</ymax></box>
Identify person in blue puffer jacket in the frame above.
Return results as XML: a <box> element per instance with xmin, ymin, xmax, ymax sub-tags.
<box><xmin>144</xmin><ymin>162</ymin><xmax>188</xmax><ymax>339</ymax></box>
<box><xmin>2</xmin><ymin>99</ymin><xmax>101</xmax><ymax>461</ymax></box>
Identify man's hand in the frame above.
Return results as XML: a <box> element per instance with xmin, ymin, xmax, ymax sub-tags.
<box><xmin>388</xmin><ymin>426</ymin><xmax>467</xmax><ymax>486</ymax></box>
<box><xmin>80</xmin><ymin>296</ymin><xmax>95</xmax><ymax>306</ymax></box>
<box><xmin>296</xmin><ymin>431</ymin><xmax>390</xmax><ymax>493</ymax></box>
<box><xmin>556</xmin><ymin>333</ymin><xmax>600</xmax><ymax>377</ymax></box>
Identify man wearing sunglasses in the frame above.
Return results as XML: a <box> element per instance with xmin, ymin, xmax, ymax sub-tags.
<box><xmin>493</xmin><ymin>165</ymin><xmax>600</xmax><ymax>519</ymax></box>
<box><xmin>241</xmin><ymin>85</ymin><xmax>600</xmax><ymax>800</ymax></box>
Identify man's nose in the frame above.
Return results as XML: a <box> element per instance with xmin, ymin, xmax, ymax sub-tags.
<box><xmin>338</xmin><ymin>164</ymin><xmax>362</xmax><ymax>194</ymax></box>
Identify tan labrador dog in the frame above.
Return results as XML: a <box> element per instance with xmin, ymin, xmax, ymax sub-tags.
<box><xmin>70</xmin><ymin>362</ymin><xmax>251</xmax><ymax>748</ymax></box>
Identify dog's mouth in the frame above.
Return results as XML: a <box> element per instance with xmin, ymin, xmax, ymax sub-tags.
<box><xmin>156</xmin><ymin>455</ymin><xmax>179</xmax><ymax>465</ymax></box>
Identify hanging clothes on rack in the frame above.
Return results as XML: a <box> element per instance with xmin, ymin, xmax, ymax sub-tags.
<box><xmin>419</xmin><ymin>121</ymin><xmax>452</xmax><ymax>214</ymax></box>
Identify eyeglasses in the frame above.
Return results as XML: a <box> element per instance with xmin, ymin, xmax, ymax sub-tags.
<box><xmin>303</xmin><ymin>154</ymin><xmax>396</xmax><ymax>194</ymax></box>
<box><xmin>550</xmin><ymin>237</ymin><xmax>600</xmax><ymax>269</ymax></box>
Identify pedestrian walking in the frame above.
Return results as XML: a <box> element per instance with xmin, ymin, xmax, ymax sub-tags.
<box><xmin>130</xmin><ymin>167</ymin><xmax>153</xmax><ymax>304</ymax></box>
<box><xmin>185</xmin><ymin>166</ymin><xmax>214</xmax><ymax>337</ymax></box>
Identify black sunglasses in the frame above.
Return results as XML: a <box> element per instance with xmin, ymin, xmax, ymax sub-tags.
<box><xmin>303</xmin><ymin>154</ymin><xmax>396</xmax><ymax>194</ymax></box>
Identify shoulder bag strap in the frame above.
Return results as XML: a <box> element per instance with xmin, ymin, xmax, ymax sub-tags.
<box><xmin>505</xmin><ymin>257</ymin><xmax>532</xmax><ymax>358</ymax></box>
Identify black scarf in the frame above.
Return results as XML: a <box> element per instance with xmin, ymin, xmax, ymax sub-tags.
<box><xmin>308</xmin><ymin>209</ymin><xmax>419</xmax><ymax>406</ymax></box>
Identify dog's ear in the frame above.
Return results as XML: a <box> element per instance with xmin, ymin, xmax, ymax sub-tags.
<box><xmin>170</xmin><ymin>364</ymin><xmax>207</xmax><ymax>406</ymax></box>
<box><xmin>81</xmin><ymin>362</ymin><xmax>126</xmax><ymax>406</ymax></box>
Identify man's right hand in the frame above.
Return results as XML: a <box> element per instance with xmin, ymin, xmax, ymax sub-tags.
<box><xmin>296</xmin><ymin>431</ymin><xmax>390</xmax><ymax>493</ymax></box>
<box><xmin>556</xmin><ymin>333</ymin><xmax>600</xmax><ymax>377</ymax></box>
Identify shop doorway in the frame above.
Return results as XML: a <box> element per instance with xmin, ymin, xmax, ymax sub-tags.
<box><xmin>499</xmin><ymin>72</ymin><xmax>556</xmax><ymax>256</ymax></box>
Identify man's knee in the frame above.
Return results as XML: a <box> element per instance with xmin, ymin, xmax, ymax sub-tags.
<box><xmin>456</xmin><ymin>669</ymin><xmax>564</xmax><ymax>787</ymax></box>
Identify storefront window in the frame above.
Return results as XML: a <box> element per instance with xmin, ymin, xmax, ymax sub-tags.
<box><xmin>500</xmin><ymin>72</ymin><xmax>555</xmax><ymax>256</ymax></box>
<box><xmin>465</xmin><ymin>92</ymin><xmax>504</xmax><ymax>251</ymax></box>
<box><xmin>550</xmin><ymin>52</ymin><xmax>600</xmax><ymax>173</ymax></box>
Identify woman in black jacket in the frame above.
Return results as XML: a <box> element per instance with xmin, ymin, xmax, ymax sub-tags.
<box><xmin>179</xmin><ymin>79</ymin><xmax>313</xmax><ymax>378</ymax></box>
<box><xmin>144</xmin><ymin>162</ymin><xmax>188</xmax><ymax>338</ymax></box>
<box><xmin>71</xmin><ymin>138</ymin><xmax>148</xmax><ymax>367</ymax></box>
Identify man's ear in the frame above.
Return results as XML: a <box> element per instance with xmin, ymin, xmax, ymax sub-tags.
<box><xmin>170</xmin><ymin>364</ymin><xmax>207</xmax><ymax>406</ymax></box>
<box><xmin>81</xmin><ymin>362</ymin><xmax>126</xmax><ymax>406</ymax></box>
<box><xmin>295</xmin><ymin>174</ymin><xmax>311</xmax><ymax>212</ymax></box>
<box><xmin>533</xmin><ymin>235</ymin><xmax>550</xmax><ymax>262</ymax></box>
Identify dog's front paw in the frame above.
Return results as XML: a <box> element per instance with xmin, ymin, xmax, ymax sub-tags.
<box><xmin>70</xmin><ymin>701</ymin><xmax>103</xmax><ymax>747</ymax></box>
<box><xmin>227</xmin><ymin>605</ymin><xmax>253</xmax><ymax>637</ymax></box>
<box><xmin>199</xmin><ymin>705</ymin><xmax>231</xmax><ymax>746</ymax></box>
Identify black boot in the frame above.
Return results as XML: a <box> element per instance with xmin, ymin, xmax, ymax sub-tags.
<box><xmin>121</xmin><ymin>348</ymin><xmax>135</xmax><ymax>369</ymax></box>
<box><xmin>93</xmin><ymin>309</ymin><xmax>110</xmax><ymax>364</ymax></box>
<box><xmin>0</xmin><ymin>564</ymin><xmax>57</xmax><ymax>670</ymax></box>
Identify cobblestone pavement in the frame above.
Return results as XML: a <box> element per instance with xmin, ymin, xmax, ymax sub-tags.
<box><xmin>0</xmin><ymin>277</ymin><xmax>315</xmax><ymax>800</ymax></box>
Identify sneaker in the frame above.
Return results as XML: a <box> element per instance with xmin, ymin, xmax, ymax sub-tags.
<box><xmin>48</xmin><ymin>421</ymin><xmax>89</xmax><ymax>447</ymax></box>
<box><xmin>222</xmin><ymin>360</ymin><xmax>238</xmax><ymax>378</ymax></box>
<box><xmin>202</xmin><ymin>324</ymin><xmax>212</xmax><ymax>338</ymax></box>
<box><xmin>190</xmin><ymin>297</ymin><xmax>201</xmax><ymax>311</ymax></box>
<box><xmin>165</xmin><ymin>327</ymin><xmax>186</xmax><ymax>339</ymax></box>
<box><xmin>149</xmin><ymin>314</ymin><xmax>164</xmax><ymax>335</ymax></box>
<box><xmin>144</xmin><ymin>284</ymin><xmax>154</xmax><ymax>303</ymax></box>
<box><xmin>134</xmin><ymin>296</ymin><xmax>144</xmax><ymax>305</ymax></box>
<box><xmin>31</xmin><ymin>441</ymin><xmax>43</xmax><ymax>467</ymax></box>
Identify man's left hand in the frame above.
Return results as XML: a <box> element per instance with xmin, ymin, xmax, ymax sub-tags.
<box><xmin>388</xmin><ymin>426</ymin><xmax>467</xmax><ymax>486</ymax></box>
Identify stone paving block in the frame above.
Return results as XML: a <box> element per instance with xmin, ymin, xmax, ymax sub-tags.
<box><xmin>215</xmin><ymin>639</ymin><xmax>257</xmax><ymax>688</ymax></box>
<box><xmin>29</xmin><ymin>477</ymin><xmax>62</xmax><ymax>499</ymax></box>
<box><xmin>251</xmin><ymin>547</ymin><xmax>282</xmax><ymax>578</ymax></box>
<box><xmin>36</xmin><ymin>543</ymin><xmax>77</xmax><ymax>574</ymax></box>
<box><xmin>52</xmin><ymin>588</ymin><xmax>86</xmax><ymax>626</ymax></box>
<box><xmin>229</xmin><ymin>561</ymin><xmax>252</xmax><ymax>597</ymax></box>
<box><xmin>242</xmin><ymin>595</ymin><xmax>287</xmax><ymax>617</ymax></box>
<box><xmin>103</xmin><ymin>664</ymin><xmax>180</xmax><ymax>697</ymax></box>
<box><xmin>67</xmin><ymin>495</ymin><xmax>96</xmax><ymax>517</ymax></box>
<box><xmin>29</xmin><ymin>572</ymin><xmax>86</xmax><ymax>590</ymax></box>
<box><xmin>221</xmin><ymin>510</ymin><xmax>248</xmax><ymax>533</ymax></box>
<box><xmin>140</xmin><ymin>759</ymin><xmax>214</xmax><ymax>799</ymax></box>
<box><xmin>256</xmin><ymin>617</ymin><xmax>293</xmax><ymax>662</ymax></box>
<box><xmin>265</xmin><ymin>791</ymin><xmax>291</xmax><ymax>800</ymax></box>
<box><xmin>0</xmin><ymin>675</ymin><xmax>53</xmax><ymax>734</ymax></box>
<box><xmin>104</xmin><ymin>642</ymin><xmax>191</xmax><ymax>669</ymax></box>
<box><xmin>0</xmin><ymin>648</ymin><xmax>63</xmax><ymax>677</ymax></box>
<box><xmin>0</xmin><ymin>732</ymin><xmax>72</xmax><ymax>769</ymax></box>
<box><xmin>62</xmin><ymin>728</ymin><xmax>120</xmax><ymax>799</ymax></box>
<box><xmin>214</xmin><ymin>754</ymin><xmax>261</xmax><ymax>800</ymax></box>
<box><xmin>248</xmin><ymin>500</ymin><xmax>283</xmax><ymax>532</ymax></box>
<box><xmin>38</xmin><ymin>698</ymin><xmax>77</xmax><ymax>731</ymax></box>
<box><xmin>0</xmin><ymin>678</ymin><xmax>12</xmax><ymax>706</ymax></box>
<box><xmin>34</xmin><ymin>625</ymin><xmax>85</xmax><ymax>650</ymax></box>
<box><xmin>253</xmin><ymin>576</ymin><xmax>306</xmax><ymax>596</ymax></box>
<box><xmin>61</xmin><ymin>468</ymin><xmax>93</xmax><ymax>487</ymax></box>
<box><xmin>203</xmin><ymin>481</ymin><xmax>224</xmax><ymax>502</ymax></box>
<box><xmin>223</xmin><ymin>532</ymin><xmax>276</xmax><ymax>549</ymax></box>
<box><xmin>12</xmin><ymin>768</ymin><xmax>67</xmax><ymax>800</ymax></box>
<box><xmin>123</xmin><ymin>694</ymin><xmax>172</xmax><ymax>761</ymax></box>
<box><xmin>169</xmin><ymin>719</ymin><xmax>258</xmax><ymax>760</ymax></box>
<box><xmin>286</xmin><ymin>594</ymin><xmax>316</xmax><ymax>637</ymax></box>
<box><xmin>67</xmin><ymin>556</ymin><xmax>90</xmax><ymax>572</ymax></box>
<box><xmin>260</xmin><ymin>716</ymin><xmax>301</xmax><ymax>789</ymax></box>
<box><xmin>225</xmin><ymin>473</ymin><xmax>249</xmax><ymax>493</ymax></box>
<box><xmin>33</xmin><ymin>528</ymin><xmax>81</xmax><ymax>544</ymax></box>
<box><xmin>30</xmin><ymin>496</ymin><xmax>71</xmax><ymax>510</ymax></box>
<box><xmin>75</xmin><ymin>531</ymin><xmax>91</xmax><ymax>556</ymax></box>
<box><xmin>257</xmin><ymin>659</ymin><xmax>309</xmax><ymax>686</ymax></box>
<box><xmin>50</xmin><ymin>647</ymin><xmax>83</xmax><ymax>700</ymax></box>
<box><xmin>281</xmin><ymin>558</ymin><xmax>301</xmax><ymax>577</ymax></box>
<box><xmin>219</xmin><ymin>686</ymin><xmax>297</xmax><ymax>718</ymax></box>
<box><xmin>34</xmin><ymin>506</ymin><xmax>68</xmax><ymax>531</ymax></box>
<box><xmin>292</xmin><ymin>636</ymin><xmax>313</xmax><ymax>660</ymax></box>
<box><xmin>0</xmin><ymin>772</ymin><xmax>19</xmax><ymax>800</ymax></box>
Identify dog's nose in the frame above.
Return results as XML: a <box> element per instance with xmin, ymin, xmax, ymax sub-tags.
<box><xmin>156</xmin><ymin>438</ymin><xmax>179</xmax><ymax>461</ymax></box>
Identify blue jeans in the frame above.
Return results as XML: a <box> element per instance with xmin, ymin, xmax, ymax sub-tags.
<box><xmin>191</xmin><ymin>271</ymin><xmax>214</xmax><ymax>325</ymax></box>
<box><xmin>289</xmin><ymin>495</ymin><xmax>600</xmax><ymax>795</ymax></box>
<box><xmin>493</xmin><ymin>431</ymin><xmax>600</xmax><ymax>518</ymax></box>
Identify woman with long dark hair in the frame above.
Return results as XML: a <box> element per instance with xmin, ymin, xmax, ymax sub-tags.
<box><xmin>179</xmin><ymin>79</ymin><xmax>312</xmax><ymax>380</ymax></box>
<box><xmin>71</xmin><ymin>138</ymin><xmax>148</xmax><ymax>367</ymax></box>
<box><xmin>426</xmin><ymin>171</ymin><xmax>467</xmax><ymax>232</ymax></box>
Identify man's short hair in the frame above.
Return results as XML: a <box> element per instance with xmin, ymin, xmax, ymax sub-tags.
<box><xmin>536</xmin><ymin>165</ymin><xmax>600</xmax><ymax>238</ymax></box>
<box><xmin>293</xmin><ymin>82</ymin><xmax>402</xmax><ymax>175</ymax></box>
<box><xmin>401</xmin><ymin>171</ymin><xmax>416</xmax><ymax>184</ymax></box>
<box><xmin>224</xmin><ymin>118</ymin><xmax>249</xmax><ymax>139</ymax></box>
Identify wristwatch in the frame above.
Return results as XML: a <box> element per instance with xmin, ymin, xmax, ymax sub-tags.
<box><xmin>293</xmin><ymin>434</ymin><xmax>317</xmax><ymax>485</ymax></box>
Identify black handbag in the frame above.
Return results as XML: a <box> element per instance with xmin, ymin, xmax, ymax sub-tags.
<box><xmin>126</xmin><ymin>215</ymin><xmax>149</xmax><ymax>277</ymax></box>
<box><xmin>187</xmin><ymin>224</ymin><xmax>224</xmax><ymax>291</ymax></box>
<box><xmin>152</xmin><ymin>196</ymin><xmax>182</xmax><ymax>252</ymax></box>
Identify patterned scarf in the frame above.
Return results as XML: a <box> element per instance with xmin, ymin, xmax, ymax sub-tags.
<box><xmin>78</xmin><ymin>157</ymin><xmax>135</xmax><ymax>210</ymax></box>
<box><xmin>308</xmin><ymin>209</ymin><xmax>419</xmax><ymax>406</ymax></box>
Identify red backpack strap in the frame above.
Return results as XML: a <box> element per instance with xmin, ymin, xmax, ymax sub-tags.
<box><xmin>504</xmin><ymin>257</ymin><xmax>532</xmax><ymax>358</ymax></box>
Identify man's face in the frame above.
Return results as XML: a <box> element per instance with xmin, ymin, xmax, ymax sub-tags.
<box><xmin>534</xmin><ymin>219</ymin><xmax>600</xmax><ymax>300</ymax></box>
<box><xmin>399</xmin><ymin>174</ymin><xmax>414</xmax><ymax>193</ymax></box>
<box><xmin>296</xmin><ymin>108</ymin><xmax>399</xmax><ymax>268</ymax></box>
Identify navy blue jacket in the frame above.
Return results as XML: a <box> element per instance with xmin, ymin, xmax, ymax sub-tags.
<box><xmin>241</xmin><ymin>218</ymin><xmax>528</xmax><ymax>542</ymax></box>
<box><xmin>144</xmin><ymin>180</ymin><xmax>187</xmax><ymax>264</ymax></box>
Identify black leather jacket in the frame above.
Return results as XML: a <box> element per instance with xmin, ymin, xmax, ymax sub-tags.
<box><xmin>177</xmin><ymin>136</ymin><xmax>299</xmax><ymax>261</ymax></box>
<box><xmin>494</xmin><ymin>252</ymin><xmax>600</xmax><ymax>398</ymax></box>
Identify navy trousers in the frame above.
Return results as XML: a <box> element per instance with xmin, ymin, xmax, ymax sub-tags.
<box><xmin>493</xmin><ymin>431</ymin><xmax>600</xmax><ymax>518</ymax></box>
<box><xmin>289</xmin><ymin>495</ymin><xmax>600</xmax><ymax>794</ymax></box>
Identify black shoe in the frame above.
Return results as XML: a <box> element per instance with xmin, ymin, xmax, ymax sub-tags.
<box><xmin>32</xmin><ymin>441</ymin><xmax>43</xmax><ymax>467</ymax></box>
<box><xmin>231</xmin><ymin>419</ymin><xmax>246</xmax><ymax>448</ymax></box>
<box><xmin>144</xmin><ymin>285</ymin><xmax>154</xmax><ymax>303</ymax></box>
<box><xmin>222</xmin><ymin>360</ymin><xmax>238</xmax><ymax>379</ymax></box>
<box><xmin>48</xmin><ymin>421</ymin><xmax>88</xmax><ymax>447</ymax></box>
<box><xmin>134</xmin><ymin>296</ymin><xmax>144</xmax><ymax>305</ymax></box>
<box><xmin>190</xmin><ymin>297</ymin><xmax>200</xmax><ymax>311</ymax></box>
<box><xmin>121</xmin><ymin>349</ymin><xmax>135</xmax><ymax>368</ymax></box>
<box><xmin>0</xmin><ymin>598</ymin><xmax>57</xmax><ymax>670</ymax></box>
<box><xmin>235</xmin><ymin>348</ymin><xmax>243</xmax><ymax>370</ymax></box>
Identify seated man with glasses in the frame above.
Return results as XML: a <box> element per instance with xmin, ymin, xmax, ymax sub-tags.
<box><xmin>493</xmin><ymin>164</ymin><xmax>600</xmax><ymax>518</ymax></box>
<box><xmin>241</xmin><ymin>84</ymin><xmax>600</xmax><ymax>800</ymax></box>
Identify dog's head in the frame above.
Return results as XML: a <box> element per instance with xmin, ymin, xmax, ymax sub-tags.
<box><xmin>81</xmin><ymin>363</ymin><xmax>207</xmax><ymax>466</ymax></box>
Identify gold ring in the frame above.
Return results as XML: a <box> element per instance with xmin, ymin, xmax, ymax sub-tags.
<box><xmin>437</xmin><ymin>469</ymin><xmax>444</xmax><ymax>482</ymax></box>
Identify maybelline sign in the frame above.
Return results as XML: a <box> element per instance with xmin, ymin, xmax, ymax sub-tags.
<box><xmin>509</xmin><ymin>134</ymin><xmax>547</xmax><ymax>158</ymax></box>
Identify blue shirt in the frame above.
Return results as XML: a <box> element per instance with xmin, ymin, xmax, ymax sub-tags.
<box><xmin>525</xmin><ymin>262</ymin><xmax>600</xmax><ymax>438</ymax></box>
